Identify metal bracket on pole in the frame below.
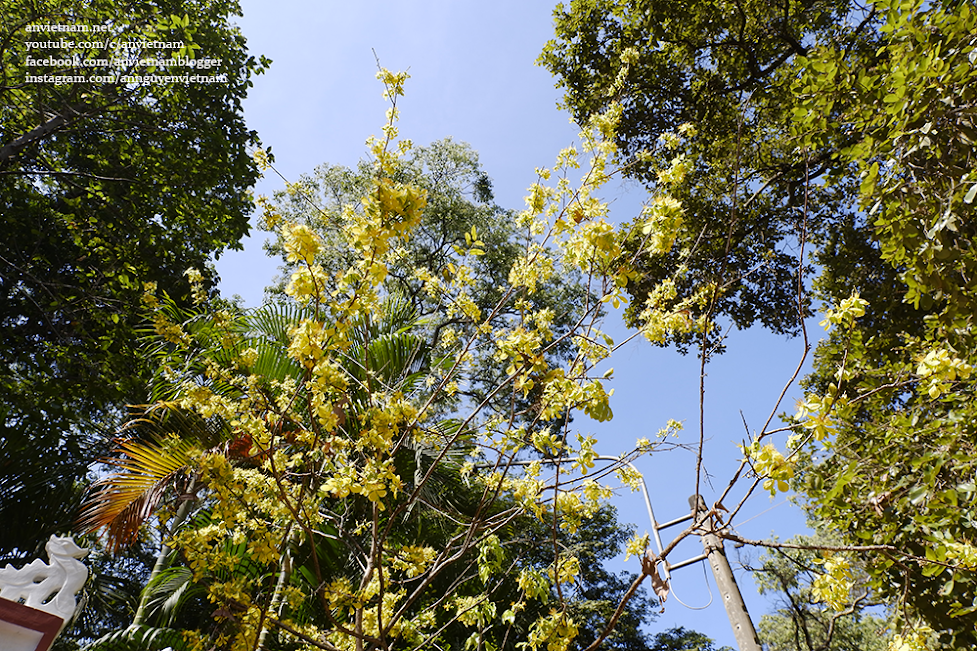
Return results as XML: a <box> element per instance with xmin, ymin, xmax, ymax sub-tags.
<box><xmin>488</xmin><ymin>456</ymin><xmax>762</xmax><ymax>651</ymax></box>
<box><xmin>689</xmin><ymin>495</ymin><xmax>762</xmax><ymax>651</ymax></box>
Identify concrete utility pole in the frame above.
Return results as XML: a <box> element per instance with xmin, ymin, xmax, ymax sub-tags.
<box><xmin>499</xmin><ymin>457</ymin><xmax>765</xmax><ymax>651</ymax></box>
<box><xmin>690</xmin><ymin>496</ymin><xmax>762</xmax><ymax>651</ymax></box>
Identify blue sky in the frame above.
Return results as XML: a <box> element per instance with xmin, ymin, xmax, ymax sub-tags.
<box><xmin>214</xmin><ymin>1</ymin><xmax>819</xmax><ymax>646</ymax></box>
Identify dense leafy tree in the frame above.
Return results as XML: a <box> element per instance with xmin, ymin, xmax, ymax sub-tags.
<box><xmin>0</xmin><ymin>0</ymin><xmax>267</xmax><ymax>558</ymax></box>
<box><xmin>648</xmin><ymin>627</ymin><xmax>733</xmax><ymax>651</ymax></box>
<box><xmin>77</xmin><ymin>292</ymin><xmax>659</xmax><ymax>650</ymax></box>
<box><xmin>524</xmin><ymin>506</ymin><xmax>658</xmax><ymax>651</ymax></box>
<box><xmin>72</xmin><ymin>68</ymin><xmax>692</xmax><ymax>651</ymax></box>
<box><xmin>261</xmin><ymin>137</ymin><xmax>590</xmax><ymax>428</ymax></box>
<box><xmin>76</xmin><ymin>291</ymin><xmax>460</xmax><ymax>649</ymax></box>
<box><xmin>541</xmin><ymin>0</ymin><xmax>977</xmax><ymax>646</ymax></box>
<box><xmin>538</xmin><ymin>0</ymin><xmax>880</xmax><ymax>348</ymax></box>
<box><xmin>789</xmin><ymin>1</ymin><xmax>977</xmax><ymax>646</ymax></box>
<box><xmin>260</xmin><ymin>139</ymin><xmax>662</xmax><ymax>650</ymax></box>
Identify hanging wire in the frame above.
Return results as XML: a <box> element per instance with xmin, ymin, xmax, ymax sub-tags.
<box><xmin>668</xmin><ymin>553</ymin><xmax>715</xmax><ymax>610</ymax></box>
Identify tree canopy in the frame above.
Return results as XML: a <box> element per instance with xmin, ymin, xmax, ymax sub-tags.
<box><xmin>71</xmin><ymin>69</ymin><xmax>692</xmax><ymax>651</ymax></box>
<box><xmin>747</xmin><ymin>534</ymin><xmax>890</xmax><ymax>651</ymax></box>
<box><xmin>538</xmin><ymin>0</ymin><xmax>875</xmax><ymax>346</ymax></box>
<box><xmin>261</xmin><ymin>137</ymin><xmax>594</xmax><ymax>433</ymax></box>
<box><xmin>0</xmin><ymin>0</ymin><xmax>267</xmax><ymax>558</ymax></box>
<box><xmin>792</xmin><ymin>1</ymin><xmax>977</xmax><ymax>646</ymax></box>
<box><xmin>542</xmin><ymin>0</ymin><xmax>977</xmax><ymax>646</ymax></box>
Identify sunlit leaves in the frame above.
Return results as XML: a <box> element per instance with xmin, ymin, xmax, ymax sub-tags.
<box><xmin>78</xmin><ymin>433</ymin><xmax>196</xmax><ymax>553</ymax></box>
<box><xmin>915</xmin><ymin>348</ymin><xmax>972</xmax><ymax>400</ymax></box>
<box><xmin>743</xmin><ymin>441</ymin><xmax>795</xmax><ymax>497</ymax></box>
<box><xmin>811</xmin><ymin>554</ymin><xmax>854</xmax><ymax>612</ymax></box>
<box><xmin>624</xmin><ymin>533</ymin><xmax>650</xmax><ymax>562</ymax></box>
<box><xmin>819</xmin><ymin>292</ymin><xmax>868</xmax><ymax>332</ymax></box>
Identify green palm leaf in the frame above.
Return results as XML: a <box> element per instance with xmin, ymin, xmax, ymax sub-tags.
<box><xmin>140</xmin><ymin>566</ymin><xmax>204</xmax><ymax>628</ymax></box>
<box><xmin>81</xmin><ymin>623</ymin><xmax>186</xmax><ymax>651</ymax></box>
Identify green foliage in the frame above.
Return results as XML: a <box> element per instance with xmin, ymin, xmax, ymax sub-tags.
<box><xmin>788</xmin><ymin>1</ymin><xmax>977</xmax><ymax>647</ymax></box>
<box><xmin>538</xmin><ymin>0</ymin><xmax>879</xmax><ymax>349</ymax></box>
<box><xmin>795</xmin><ymin>0</ymin><xmax>977</xmax><ymax>321</ymax></box>
<box><xmin>748</xmin><ymin>535</ymin><xmax>891</xmax><ymax>651</ymax></box>
<box><xmin>541</xmin><ymin>0</ymin><xmax>977</xmax><ymax>645</ymax></box>
<box><xmin>0</xmin><ymin>0</ymin><xmax>266</xmax><ymax>557</ymax></box>
<box><xmin>648</xmin><ymin>627</ymin><xmax>733</xmax><ymax>651</ymax></box>
<box><xmin>261</xmin><ymin>138</ymin><xmax>591</xmax><ymax>431</ymax></box>
<box><xmin>524</xmin><ymin>506</ymin><xmax>658</xmax><ymax>651</ymax></box>
<box><xmin>73</xmin><ymin>69</ymin><xmax>700</xmax><ymax>651</ymax></box>
<box><xmin>80</xmin><ymin>296</ymin><xmax>660</xmax><ymax>650</ymax></box>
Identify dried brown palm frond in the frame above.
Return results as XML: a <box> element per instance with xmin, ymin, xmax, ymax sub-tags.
<box><xmin>76</xmin><ymin>404</ymin><xmax>206</xmax><ymax>553</ymax></box>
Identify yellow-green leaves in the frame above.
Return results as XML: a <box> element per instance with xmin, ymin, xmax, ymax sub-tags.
<box><xmin>112</xmin><ymin>67</ymin><xmax>710</xmax><ymax>651</ymax></box>
<box><xmin>389</xmin><ymin>545</ymin><xmax>437</xmax><ymax>578</ymax></box>
<box><xmin>916</xmin><ymin>348</ymin><xmax>972</xmax><ymax>399</ymax></box>
<box><xmin>518</xmin><ymin>569</ymin><xmax>550</xmax><ymax>602</ymax></box>
<box><xmin>819</xmin><ymin>291</ymin><xmax>868</xmax><ymax>331</ymax></box>
<box><xmin>477</xmin><ymin>535</ymin><xmax>505</xmax><ymax>583</ymax></box>
<box><xmin>794</xmin><ymin>394</ymin><xmax>839</xmax><ymax>442</ymax></box>
<box><xmin>811</xmin><ymin>554</ymin><xmax>854</xmax><ymax>611</ymax></box>
<box><xmin>282</xmin><ymin>222</ymin><xmax>322</xmax><ymax>264</ymax></box>
<box><xmin>376</xmin><ymin>68</ymin><xmax>409</xmax><ymax>99</ymax></box>
<box><xmin>744</xmin><ymin>441</ymin><xmax>795</xmax><ymax>496</ymax></box>
<box><xmin>888</xmin><ymin>629</ymin><xmax>933</xmax><ymax>651</ymax></box>
<box><xmin>638</xmin><ymin>281</ymin><xmax>711</xmax><ymax>345</ymax></box>
<box><xmin>624</xmin><ymin>533</ymin><xmax>650</xmax><ymax>561</ymax></box>
<box><xmin>640</xmin><ymin>195</ymin><xmax>684</xmax><ymax>255</ymax></box>
<box><xmin>526</xmin><ymin>610</ymin><xmax>579</xmax><ymax>651</ymax></box>
<box><xmin>287</xmin><ymin>319</ymin><xmax>327</xmax><ymax>366</ymax></box>
<box><xmin>508</xmin><ymin>244</ymin><xmax>555</xmax><ymax>294</ymax></box>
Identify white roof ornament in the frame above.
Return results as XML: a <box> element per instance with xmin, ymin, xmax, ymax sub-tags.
<box><xmin>0</xmin><ymin>535</ymin><xmax>90</xmax><ymax>630</ymax></box>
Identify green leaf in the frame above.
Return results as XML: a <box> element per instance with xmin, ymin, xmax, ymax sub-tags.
<box><xmin>922</xmin><ymin>563</ymin><xmax>945</xmax><ymax>578</ymax></box>
<box><xmin>909</xmin><ymin>485</ymin><xmax>929</xmax><ymax>505</ymax></box>
<box><xmin>963</xmin><ymin>183</ymin><xmax>977</xmax><ymax>204</ymax></box>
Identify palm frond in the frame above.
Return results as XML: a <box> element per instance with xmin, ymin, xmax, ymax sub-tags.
<box><xmin>246</xmin><ymin>301</ymin><xmax>315</xmax><ymax>345</ymax></box>
<box><xmin>81</xmin><ymin>624</ymin><xmax>186</xmax><ymax>651</ymax></box>
<box><xmin>140</xmin><ymin>566</ymin><xmax>204</xmax><ymax>628</ymax></box>
<box><xmin>77</xmin><ymin>435</ymin><xmax>197</xmax><ymax>553</ymax></box>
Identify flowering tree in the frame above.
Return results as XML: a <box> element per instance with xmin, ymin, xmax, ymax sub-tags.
<box><xmin>79</xmin><ymin>66</ymin><xmax>701</xmax><ymax>651</ymax></box>
<box><xmin>79</xmin><ymin>4</ymin><xmax>977</xmax><ymax>641</ymax></box>
<box><xmin>539</xmin><ymin>0</ymin><xmax>977</xmax><ymax>647</ymax></box>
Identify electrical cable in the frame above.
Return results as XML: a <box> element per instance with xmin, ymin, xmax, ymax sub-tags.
<box><xmin>667</xmin><ymin>553</ymin><xmax>715</xmax><ymax>610</ymax></box>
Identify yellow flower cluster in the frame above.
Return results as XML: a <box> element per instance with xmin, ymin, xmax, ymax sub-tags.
<box><xmin>625</xmin><ymin>533</ymin><xmax>650</xmax><ymax>561</ymax></box>
<box><xmin>527</xmin><ymin>610</ymin><xmax>579</xmax><ymax>651</ymax></box>
<box><xmin>888</xmin><ymin>628</ymin><xmax>933</xmax><ymax>651</ymax></box>
<box><xmin>641</xmin><ymin>195</ymin><xmax>684</xmax><ymax>254</ymax></box>
<box><xmin>284</xmin><ymin>264</ymin><xmax>327</xmax><ymax>303</ymax></box>
<box><xmin>287</xmin><ymin>318</ymin><xmax>326</xmax><ymax>367</ymax></box>
<box><xmin>637</xmin><ymin>281</ymin><xmax>711</xmax><ymax>345</ymax></box>
<box><xmin>321</xmin><ymin>458</ymin><xmax>402</xmax><ymax>510</ymax></box>
<box><xmin>537</xmin><ymin>371</ymin><xmax>614</xmax><ymax>423</ymax></box>
<box><xmin>282</xmin><ymin>222</ymin><xmax>322</xmax><ymax>264</ymax></box>
<box><xmin>389</xmin><ymin>545</ymin><xmax>437</xmax><ymax>578</ymax></box>
<box><xmin>508</xmin><ymin>245</ymin><xmax>555</xmax><ymax>294</ymax></box>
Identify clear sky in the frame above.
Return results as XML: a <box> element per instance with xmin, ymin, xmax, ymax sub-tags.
<box><xmin>214</xmin><ymin>2</ymin><xmax>819</xmax><ymax>647</ymax></box>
